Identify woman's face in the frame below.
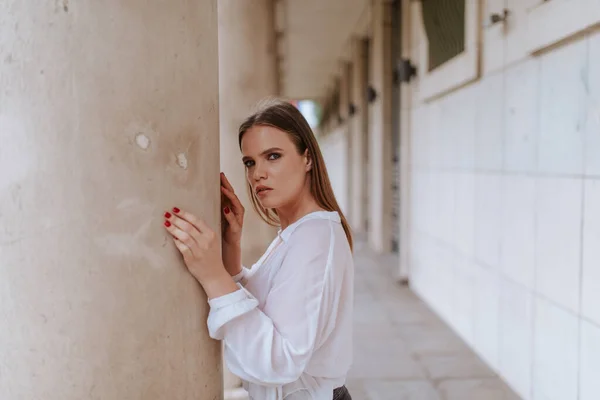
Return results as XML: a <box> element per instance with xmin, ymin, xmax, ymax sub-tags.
<box><xmin>241</xmin><ymin>125</ymin><xmax>311</xmax><ymax>210</ymax></box>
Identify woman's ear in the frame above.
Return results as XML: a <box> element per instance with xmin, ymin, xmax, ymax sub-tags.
<box><xmin>304</xmin><ymin>149</ymin><xmax>313</xmax><ymax>172</ymax></box>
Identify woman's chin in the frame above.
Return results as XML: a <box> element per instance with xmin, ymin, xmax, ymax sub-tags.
<box><xmin>257</xmin><ymin>197</ymin><xmax>279</xmax><ymax>210</ymax></box>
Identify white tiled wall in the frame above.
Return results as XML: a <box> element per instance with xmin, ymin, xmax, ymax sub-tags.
<box><xmin>503</xmin><ymin>59</ymin><xmax>539</xmax><ymax>173</ymax></box>
<box><xmin>580</xmin><ymin>320</ymin><xmax>600</xmax><ymax>400</ymax></box>
<box><xmin>501</xmin><ymin>175</ymin><xmax>536</xmax><ymax>290</ymax></box>
<box><xmin>582</xmin><ymin>179</ymin><xmax>600</xmax><ymax>325</ymax></box>
<box><xmin>586</xmin><ymin>33</ymin><xmax>600</xmax><ymax>176</ymax></box>
<box><xmin>319</xmin><ymin>125</ymin><xmax>349</xmax><ymax>216</ymax></box>
<box><xmin>407</xmin><ymin>9</ymin><xmax>600</xmax><ymax>400</ymax></box>
<box><xmin>498</xmin><ymin>280</ymin><xmax>534</xmax><ymax>399</ymax></box>
<box><xmin>532</xmin><ymin>298</ymin><xmax>579</xmax><ymax>400</ymax></box>
<box><xmin>535</xmin><ymin>177</ymin><xmax>583</xmax><ymax>314</ymax></box>
<box><xmin>537</xmin><ymin>39</ymin><xmax>587</xmax><ymax>176</ymax></box>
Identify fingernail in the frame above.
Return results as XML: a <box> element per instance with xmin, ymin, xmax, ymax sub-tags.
<box><xmin>164</xmin><ymin>220</ymin><xmax>171</xmax><ymax>227</ymax></box>
<box><xmin>164</xmin><ymin>212</ymin><xmax>172</xmax><ymax>219</ymax></box>
<box><xmin>224</xmin><ymin>207</ymin><xmax>230</xmax><ymax>214</ymax></box>
<box><xmin>172</xmin><ymin>207</ymin><xmax>180</xmax><ymax>214</ymax></box>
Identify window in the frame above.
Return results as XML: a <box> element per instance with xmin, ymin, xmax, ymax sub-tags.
<box><xmin>413</xmin><ymin>0</ymin><xmax>481</xmax><ymax>102</ymax></box>
<box><xmin>421</xmin><ymin>0</ymin><xmax>466</xmax><ymax>71</ymax></box>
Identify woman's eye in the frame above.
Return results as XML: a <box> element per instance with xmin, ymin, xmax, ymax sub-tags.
<box><xmin>268</xmin><ymin>153</ymin><xmax>281</xmax><ymax>160</ymax></box>
<box><xmin>244</xmin><ymin>160</ymin><xmax>255</xmax><ymax>167</ymax></box>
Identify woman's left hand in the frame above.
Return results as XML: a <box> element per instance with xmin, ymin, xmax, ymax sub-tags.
<box><xmin>163</xmin><ymin>207</ymin><xmax>226</xmax><ymax>286</ymax></box>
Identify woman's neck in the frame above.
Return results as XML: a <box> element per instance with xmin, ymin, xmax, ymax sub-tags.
<box><xmin>276</xmin><ymin>197</ymin><xmax>325</xmax><ymax>231</ymax></box>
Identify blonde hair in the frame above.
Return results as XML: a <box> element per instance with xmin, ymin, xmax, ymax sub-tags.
<box><xmin>238</xmin><ymin>98</ymin><xmax>353</xmax><ymax>251</ymax></box>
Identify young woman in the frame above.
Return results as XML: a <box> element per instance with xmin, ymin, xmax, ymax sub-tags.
<box><xmin>163</xmin><ymin>99</ymin><xmax>354</xmax><ymax>400</ymax></box>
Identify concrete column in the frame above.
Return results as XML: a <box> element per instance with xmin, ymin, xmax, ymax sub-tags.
<box><xmin>339</xmin><ymin>64</ymin><xmax>351</xmax><ymax>122</ymax></box>
<box><xmin>0</xmin><ymin>1</ymin><xmax>222</xmax><ymax>399</ymax></box>
<box><xmin>217</xmin><ymin>0</ymin><xmax>278</xmax><ymax>392</ymax></box>
<box><xmin>398</xmin><ymin>0</ymin><xmax>413</xmax><ymax>280</ymax></box>
<box><xmin>218</xmin><ymin>0</ymin><xmax>278</xmax><ymax>267</ymax></box>
<box><xmin>338</xmin><ymin>62</ymin><xmax>354</xmax><ymax>219</ymax></box>
<box><xmin>368</xmin><ymin>0</ymin><xmax>394</xmax><ymax>253</ymax></box>
<box><xmin>349</xmin><ymin>37</ymin><xmax>369</xmax><ymax>234</ymax></box>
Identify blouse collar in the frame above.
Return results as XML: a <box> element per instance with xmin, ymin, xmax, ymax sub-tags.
<box><xmin>277</xmin><ymin>210</ymin><xmax>341</xmax><ymax>243</ymax></box>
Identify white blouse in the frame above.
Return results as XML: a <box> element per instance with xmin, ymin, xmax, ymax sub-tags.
<box><xmin>207</xmin><ymin>211</ymin><xmax>354</xmax><ymax>400</ymax></box>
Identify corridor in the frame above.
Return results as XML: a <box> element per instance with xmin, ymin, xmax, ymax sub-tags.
<box><xmin>3</xmin><ymin>1</ymin><xmax>599</xmax><ymax>398</ymax></box>
<box><xmin>345</xmin><ymin>241</ymin><xmax>521</xmax><ymax>400</ymax></box>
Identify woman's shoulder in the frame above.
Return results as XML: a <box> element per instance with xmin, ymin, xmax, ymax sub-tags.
<box><xmin>281</xmin><ymin>211</ymin><xmax>341</xmax><ymax>243</ymax></box>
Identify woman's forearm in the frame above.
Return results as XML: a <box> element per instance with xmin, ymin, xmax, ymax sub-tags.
<box><xmin>222</xmin><ymin>242</ymin><xmax>242</xmax><ymax>276</ymax></box>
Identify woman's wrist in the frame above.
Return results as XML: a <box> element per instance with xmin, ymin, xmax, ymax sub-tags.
<box><xmin>222</xmin><ymin>242</ymin><xmax>242</xmax><ymax>276</ymax></box>
<box><xmin>201</xmin><ymin>269</ymin><xmax>239</xmax><ymax>300</ymax></box>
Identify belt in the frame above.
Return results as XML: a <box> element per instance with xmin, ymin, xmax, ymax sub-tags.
<box><xmin>333</xmin><ymin>385</ymin><xmax>351</xmax><ymax>400</ymax></box>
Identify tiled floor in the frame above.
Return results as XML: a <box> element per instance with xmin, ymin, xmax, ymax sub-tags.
<box><xmin>346</xmin><ymin>242</ymin><xmax>521</xmax><ymax>400</ymax></box>
<box><xmin>225</xmin><ymin>241</ymin><xmax>522</xmax><ymax>400</ymax></box>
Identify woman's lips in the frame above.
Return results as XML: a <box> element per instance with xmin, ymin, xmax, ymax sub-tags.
<box><xmin>256</xmin><ymin>187</ymin><xmax>272</xmax><ymax>197</ymax></box>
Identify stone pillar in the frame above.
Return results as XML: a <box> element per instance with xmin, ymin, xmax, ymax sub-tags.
<box><xmin>217</xmin><ymin>0</ymin><xmax>278</xmax><ymax>391</ymax></box>
<box><xmin>349</xmin><ymin>37</ymin><xmax>369</xmax><ymax>234</ymax></box>
<box><xmin>338</xmin><ymin>62</ymin><xmax>353</xmax><ymax>219</ymax></box>
<box><xmin>368</xmin><ymin>0</ymin><xmax>394</xmax><ymax>253</ymax></box>
<box><xmin>0</xmin><ymin>1</ymin><xmax>222</xmax><ymax>399</ymax></box>
<box><xmin>218</xmin><ymin>0</ymin><xmax>278</xmax><ymax>267</ymax></box>
<box><xmin>398</xmin><ymin>0</ymin><xmax>413</xmax><ymax>280</ymax></box>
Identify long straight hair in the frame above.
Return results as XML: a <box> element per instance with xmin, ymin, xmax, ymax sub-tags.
<box><xmin>238</xmin><ymin>99</ymin><xmax>353</xmax><ymax>251</ymax></box>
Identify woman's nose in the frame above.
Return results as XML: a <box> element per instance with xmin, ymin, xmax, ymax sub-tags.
<box><xmin>252</xmin><ymin>161</ymin><xmax>266</xmax><ymax>181</ymax></box>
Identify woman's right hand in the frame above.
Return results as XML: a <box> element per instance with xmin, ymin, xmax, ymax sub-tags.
<box><xmin>220</xmin><ymin>172</ymin><xmax>245</xmax><ymax>247</ymax></box>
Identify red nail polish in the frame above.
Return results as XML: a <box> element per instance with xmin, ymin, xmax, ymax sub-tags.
<box><xmin>164</xmin><ymin>220</ymin><xmax>171</xmax><ymax>227</ymax></box>
<box><xmin>164</xmin><ymin>212</ymin><xmax>172</xmax><ymax>219</ymax></box>
<box><xmin>172</xmin><ymin>207</ymin><xmax>180</xmax><ymax>214</ymax></box>
<box><xmin>224</xmin><ymin>207</ymin><xmax>230</xmax><ymax>214</ymax></box>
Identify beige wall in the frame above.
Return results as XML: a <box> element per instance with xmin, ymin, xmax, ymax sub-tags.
<box><xmin>404</xmin><ymin>1</ymin><xmax>600</xmax><ymax>399</ymax></box>
<box><xmin>0</xmin><ymin>1</ymin><xmax>223</xmax><ymax>398</ymax></box>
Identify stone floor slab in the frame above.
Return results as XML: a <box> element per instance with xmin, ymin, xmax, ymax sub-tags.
<box><xmin>362</xmin><ymin>380</ymin><xmax>442</xmax><ymax>400</ymax></box>
<box><xmin>436</xmin><ymin>378</ymin><xmax>523</xmax><ymax>400</ymax></box>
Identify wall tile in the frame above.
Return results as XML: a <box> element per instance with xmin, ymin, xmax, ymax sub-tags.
<box><xmin>451</xmin><ymin>261</ymin><xmax>476</xmax><ymax>347</ymax></box>
<box><xmin>501</xmin><ymin>175</ymin><xmax>536</xmax><ymax>289</ymax></box>
<box><xmin>532</xmin><ymin>298</ymin><xmax>579</xmax><ymax>400</ymax></box>
<box><xmin>535</xmin><ymin>177</ymin><xmax>583</xmax><ymax>314</ymax></box>
<box><xmin>476</xmin><ymin>73</ymin><xmax>504</xmax><ymax>171</ymax></box>
<box><xmin>538</xmin><ymin>38</ymin><xmax>587</xmax><ymax>175</ymax></box>
<box><xmin>449</xmin><ymin>86</ymin><xmax>477</xmax><ymax>170</ymax></box>
<box><xmin>453</xmin><ymin>172</ymin><xmax>475</xmax><ymax>257</ymax></box>
<box><xmin>585</xmin><ymin>31</ymin><xmax>600</xmax><ymax>176</ymax></box>
<box><xmin>436</xmin><ymin>172</ymin><xmax>456</xmax><ymax>245</ymax></box>
<box><xmin>475</xmin><ymin>174</ymin><xmax>502</xmax><ymax>268</ymax></box>
<box><xmin>499</xmin><ymin>279</ymin><xmax>534</xmax><ymax>400</ymax></box>
<box><xmin>473</xmin><ymin>266</ymin><xmax>500</xmax><ymax>368</ymax></box>
<box><xmin>436</xmin><ymin>94</ymin><xmax>458</xmax><ymax>169</ymax></box>
<box><xmin>504</xmin><ymin>58</ymin><xmax>539</xmax><ymax>173</ymax></box>
<box><xmin>428</xmin><ymin>244</ymin><xmax>456</xmax><ymax>320</ymax></box>
<box><xmin>582</xmin><ymin>179</ymin><xmax>600</xmax><ymax>325</ymax></box>
<box><xmin>580</xmin><ymin>320</ymin><xmax>600</xmax><ymax>400</ymax></box>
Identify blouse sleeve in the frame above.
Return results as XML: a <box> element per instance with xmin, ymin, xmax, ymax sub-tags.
<box><xmin>206</xmin><ymin>221</ymin><xmax>334</xmax><ymax>386</ymax></box>
<box><xmin>231</xmin><ymin>265</ymin><xmax>251</xmax><ymax>285</ymax></box>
